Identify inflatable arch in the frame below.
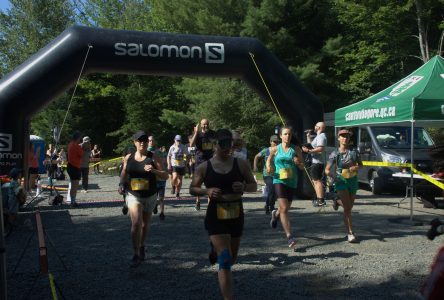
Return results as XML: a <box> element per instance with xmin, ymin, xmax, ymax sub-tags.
<box><xmin>0</xmin><ymin>25</ymin><xmax>322</xmax><ymax>175</ymax></box>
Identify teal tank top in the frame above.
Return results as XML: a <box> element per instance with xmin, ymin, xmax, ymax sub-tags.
<box><xmin>272</xmin><ymin>144</ymin><xmax>299</xmax><ymax>188</ymax></box>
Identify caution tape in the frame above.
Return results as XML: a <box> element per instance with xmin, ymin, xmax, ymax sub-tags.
<box><xmin>361</xmin><ymin>160</ymin><xmax>443</xmax><ymax>190</ymax></box>
<box><xmin>48</xmin><ymin>272</ymin><xmax>58</xmax><ymax>300</ymax></box>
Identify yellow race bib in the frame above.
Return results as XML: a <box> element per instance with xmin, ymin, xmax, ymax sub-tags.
<box><xmin>202</xmin><ymin>142</ymin><xmax>213</xmax><ymax>151</ymax></box>
<box><xmin>130</xmin><ymin>178</ymin><xmax>149</xmax><ymax>190</ymax></box>
<box><xmin>341</xmin><ymin>169</ymin><xmax>357</xmax><ymax>179</ymax></box>
<box><xmin>279</xmin><ymin>168</ymin><xmax>293</xmax><ymax>180</ymax></box>
<box><xmin>174</xmin><ymin>159</ymin><xmax>181</xmax><ymax>166</ymax></box>
<box><xmin>217</xmin><ymin>202</ymin><xmax>241</xmax><ymax>220</ymax></box>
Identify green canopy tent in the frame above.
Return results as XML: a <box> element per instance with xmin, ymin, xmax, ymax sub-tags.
<box><xmin>334</xmin><ymin>55</ymin><xmax>444</xmax><ymax>220</ymax></box>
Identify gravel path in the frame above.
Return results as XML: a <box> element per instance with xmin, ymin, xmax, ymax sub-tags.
<box><xmin>4</xmin><ymin>174</ymin><xmax>444</xmax><ymax>299</ymax></box>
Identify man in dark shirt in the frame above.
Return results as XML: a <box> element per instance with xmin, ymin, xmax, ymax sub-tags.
<box><xmin>190</xmin><ymin>118</ymin><xmax>216</xmax><ymax>210</ymax></box>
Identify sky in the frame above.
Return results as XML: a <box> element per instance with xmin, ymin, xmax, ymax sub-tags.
<box><xmin>0</xmin><ymin>0</ymin><xmax>11</xmax><ymax>12</ymax></box>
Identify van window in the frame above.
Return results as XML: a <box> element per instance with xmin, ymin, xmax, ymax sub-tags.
<box><xmin>360</xmin><ymin>127</ymin><xmax>371</xmax><ymax>144</ymax></box>
<box><xmin>325</xmin><ymin>126</ymin><xmax>336</xmax><ymax>148</ymax></box>
<box><xmin>371</xmin><ymin>126</ymin><xmax>434</xmax><ymax>149</ymax></box>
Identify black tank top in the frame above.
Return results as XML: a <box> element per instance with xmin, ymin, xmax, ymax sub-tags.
<box><xmin>203</xmin><ymin>158</ymin><xmax>244</xmax><ymax>194</ymax></box>
<box><xmin>126</xmin><ymin>152</ymin><xmax>157</xmax><ymax>197</ymax></box>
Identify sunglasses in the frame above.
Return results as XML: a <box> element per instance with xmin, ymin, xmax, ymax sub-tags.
<box><xmin>217</xmin><ymin>138</ymin><xmax>232</xmax><ymax>149</ymax></box>
<box><xmin>137</xmin><ymin>137</ymin><xmax>148</xmax><ymax>143</ymax></box>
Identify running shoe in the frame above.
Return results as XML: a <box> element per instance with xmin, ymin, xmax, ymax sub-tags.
<box><xmin>195</xmin><ymin>201</ymin><xmax>201</xmax><ymax>211</ymax></box>
<box><xmin>139</xmin><ymin>246</ymin><xmax>145</xmax><ymax>261</ymax></box>
<box><xmin>70</xmin><ymin>202</ymin><xmax>79</xmax><ymax>208</ymax></box>
<box><xmin>287</xmin><ymin>236</ymin><xmax>296</xmax><ymax>248</ymax></box>
<box><xmin>208</xmin><ymin>242</ymin><xmax>217</xmax><ymax>265</ymax></box>
<box><xmin>176</xmin><ymin>193</ymin><xmax>180</xmax><ymax>199</ymax></box>
<box><xmin>159</xmin><ymin>212</ymin><xmax>165</xmax><ymax>221</ymax></box>
<box><xmin>427</xmin><ymin>218</ymin><xmax>444</xmax><ymax>240</ymax></box>
<box><xmin>312</xmin><ymin>199</ymin><xmax>319</xmax><ymax>207</ymax></box>
<box><xmin>122</xmin><ymin>203</ymin><xmax>128</xmax><ymax>215</ymax></box>
<box><xmin>153</xmin><ymin>204</ymin><xmax>158</xmax><ymax>214</ymax></box>
<box><xmin>270</xmin><ymin>209</ymin><xmax>278</xmax><ymax>229</ymax></box>
<box><xmin>317</xmin><ymin>199</ymin><xmax>326</xmax><ymax>206</ymax></box>
<box><xmin>347</xmin><ymin>233</ymin><xmax>357</xmax><ymax>243</ymax></box>
<box><xmin>130</xmin><ymin>254</ymin><xmax>141</xmax><ymax>268</ymax></box>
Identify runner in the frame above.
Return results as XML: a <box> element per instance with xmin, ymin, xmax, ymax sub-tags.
<box><xmin>118</xmin><ymin>130</ymin><xmax>168</xmax><ymax>267</ymax></box>
<box><xmin>149</xmin><ymin>135</ymin><xmax>167</xmax><ymax>220</ymax></box>
<box><xmin>167</xmin><ymin>135</ymin><xmax>188</xmax><ymax>199</ymax></box>
<box><xmin>266</xmin><ymin>126</ymin><xmax>304</xmax><ymax>248</ymax></box>
<box><xmin>253</xmin><ymin>134</ymin><xmax>280</xmax><ymax>214</ymax></box>
<box><xmin>325</xmin><ymin>129</ymin><xmax>362</xmax><ymax>243</ymax></box>
<box><xmin>67</xmin><ymin>131</ymin><xmax>83</xmax><ymax>207</ymax></box>
<box><xmin>190</xmin><ymin>129</ymin><xmax>257</xmax><ymax>300</ymax></box>
<box><xmin>190</xmin><ymin>118</ymin><xmax>216</xmax><ymax>210</ymax></box>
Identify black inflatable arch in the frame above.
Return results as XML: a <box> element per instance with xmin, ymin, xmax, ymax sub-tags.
<box><xmin>0</xmin><ymin>25</ymin><xmax>322</xmax><ymax>175</ymax></box>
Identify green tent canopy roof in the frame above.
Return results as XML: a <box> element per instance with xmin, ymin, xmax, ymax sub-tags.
<box><xmin>335</xmin><ymin>55</ymin><xmax>444</xmax><ymax>127</ymax></box>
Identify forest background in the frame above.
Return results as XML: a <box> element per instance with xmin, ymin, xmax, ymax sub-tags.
<box><xmin>0</xmin><ymin>0</ymin><xmax>443</xmax><ymax>158</ymax></box>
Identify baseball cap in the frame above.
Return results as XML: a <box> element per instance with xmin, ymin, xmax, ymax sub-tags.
<box><xmin>270</xmin><ymin>135</ymin><xmax>279</xmax><ymax>142</ymax></box>
<box><xmin>175</xmin><ymin>135</ymin><xmax>182</xmax><ymax>141</ymax></box>
<box><xmin>133</xmin><ymin>130</ymin><xmax>148</xmax><ymax>140</ymax></box>
<box><xmin>337</xmin><ymin>129</ymin><xmax>352</xmax><ymax>136</ymax></box>
<box><xmin>83</xmin><ymin>136</ymin><xmax>91</xmax><ymax>143</ymax></box>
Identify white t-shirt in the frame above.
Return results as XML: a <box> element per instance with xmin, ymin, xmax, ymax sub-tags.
<box><xmin>311</xmin><ymin>132</ymin><xmax>327</xmax><ymax>164</ymax></box>
<box><xmin>168</xmin><ymin>144</ymin><xmax>188</xmax><ymax>167</ymax></box>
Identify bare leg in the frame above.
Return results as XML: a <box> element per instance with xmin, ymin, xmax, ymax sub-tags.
<box><xmin>210</xmin><ymin>234</ymin><xmax>236</xmax><ymax>300</ymax></box>
<box><xmin>276</xmin><ymin>198</ymin><xmax>292</xmax><ymax>238</ymax></box>
<box><xmin>314</xmin><ymin>179</ymin><xmax>325</xmax><ymax>199</ymax></box>
<box><xmin>129</xmin><ymin>202</ymin><xmax>143</xmax><ymax>256</ymax></box>
<box><xmin>337</xmin><ymin>190</ymin><xmax>355</xmax><ymax>234</ymax></box>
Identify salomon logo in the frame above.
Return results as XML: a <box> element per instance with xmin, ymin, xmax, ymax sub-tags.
<box><xmin>205</xmin><ymin>43</ymin><xmax>224</xmax><ymax>63</ymax></box>
<box><xmin>0</xmin><ymin>133</ymin><xmax>12</xmax><ymax>152</ymax></box>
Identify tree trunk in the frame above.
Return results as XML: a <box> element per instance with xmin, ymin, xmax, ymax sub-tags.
<box><xmin>415</xmin><ymin>0</ymin><xmax>429</xmax><ymax>63</ymax></box>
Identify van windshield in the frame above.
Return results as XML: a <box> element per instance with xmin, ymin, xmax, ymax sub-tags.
<box><xmin>371</xmin><ymin>126</ymin><xmax>434</xmax><ymax>149</ymax></box>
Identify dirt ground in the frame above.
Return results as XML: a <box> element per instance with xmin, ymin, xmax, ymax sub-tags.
<box><xmin>4</xmin><ymin>173</ymin><xmax>444</xmax><ymax>299</ymax></box>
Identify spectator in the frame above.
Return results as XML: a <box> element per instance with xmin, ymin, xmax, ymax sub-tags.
<box><xmin>67</xmin><ymin>131</ymin><xmax>83</xmax><ymax>207</ymax></box>
<box><xmin>80</xmin><ymin>136</ymin><xmax>92</xmax><ymax>193</ymax></box>
<box><xmin>91</xmin><ymin>144</ymin><xmax>102</xmax><ymax>174</ymax></box>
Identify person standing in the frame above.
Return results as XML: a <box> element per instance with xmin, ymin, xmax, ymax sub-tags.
<box><xmin>190</xmin><ymin>129</ymin><xmax>257</xmax><ymax>300</ymax></box>
<box><xmin>91</xmin><ymin>144</ymin><xmax>102</xmax><ymax>174</ymax></box>
<box><xmin>190</xmin><ymin>118</ymin><xmax>216</xmax><ymax>210</ymax></box>
<box><xmin>231</xmin><ymin>131</ymin><xmax>247</xmax><ymax>160</ymax></box>
<box><xmin>27</xmin><ymin>142</ymin><xmax>40</xmax><ymax>193</ymax></box>
<box><xmin>253</xmin><ymin>135</ymin><xmax>280</xmax><ymax>214</ymax></box>
<box><xmin>118</xmin><ymin>130</ymin><xmax>168</xmax><ymax>267</ymax></box>
<box><xmin>148</xmin><ymin>136</ymin><xmax>167</xmax><ymax>220</ymax></box>
<box><xmin>267</xmin><ymin>126</ymin><xmax>304</xmax><ymax>248</ymax></box>
<box><xmin>67</xmin><ymin>131</ymin><xmax>83</xmax><ymax>207</ymax></box>
<box><xmin>302</xmin><ymin>121</ymin><xmax>327</xmax><ymax>207</ymax></box>
<box><xmin>167</xmin><ymin>135</ymin><xmax>188</xmax><ymax>199</ymax></box>
<box><xmin>325</xmin><ymin>129</ymin><xmax>362</xmax><ymax>243</ymax></box>
<box><xmin>80</xmin><ymin>136</ymin><xmax>92</xmax><ymax>193</ymax></box>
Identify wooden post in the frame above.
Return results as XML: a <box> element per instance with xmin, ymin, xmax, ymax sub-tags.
<box><xmin>35</xmin><ymin>211</ymin><xmax>48</xmax><ymax>274</ymax></box>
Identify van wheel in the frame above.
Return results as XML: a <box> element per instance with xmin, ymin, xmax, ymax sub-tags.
<box><xmin>369</xmin><ymin>171</ymin><xmax>383</xmax><ymax>195</ymax></box>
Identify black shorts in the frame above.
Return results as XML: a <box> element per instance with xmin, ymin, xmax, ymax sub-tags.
<box><xmin>205</xmin><ymin>200</ymin><xmax>244</xmax><ymax>238</ymax></box>
<box><xmin>274</xmin><ymin>183</ymin><xmax>297</xmax><ymax>201</ymax></box>
<box><xmin>310</xmin><ymin>163</ymin><xmax>324</xmax><ymax>181</ymax></box>
<box><xmin>67</xmin><ymin>163</ymin><xmax>81</xmax><ymax>180</ymax></box>
<box><xmin>173</xmin><ymin>166</ymin><xmax>185</xmax><ymax>176</ymax></box>
<box><xmin>29</xmin><ymin>167</ymin><xmax>38</xmax><ymax>175</ymax></box>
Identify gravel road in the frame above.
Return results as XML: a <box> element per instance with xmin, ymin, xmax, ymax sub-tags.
<box><xmin>4</xmin><ymin>174</ymin><xmax>444</xmax><ymax>299</ymax></box>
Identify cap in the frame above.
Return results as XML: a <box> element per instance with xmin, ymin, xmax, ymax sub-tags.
<box><xmin>270</xmin><ymin>135</ymin><xmax>279</xmax><ymax>142</ymax></box>
<box><xmin>132</xmin><ymin>130</ymin><xmax>148</xmax><ymax>140</ymax></box>
<box><xmin>337</xmin><ymin>129</ymin><xmax>352</xmax><ymax>136</ymax></box>
<box><xmin>83</xmin><ymin>136</ymin><xmax>91</xmax><ymax>143</ymax></box>
<box><xmin>175</xmin><ymin>135</ymin><xmax>182</xmax><ymax>141</ymax></box>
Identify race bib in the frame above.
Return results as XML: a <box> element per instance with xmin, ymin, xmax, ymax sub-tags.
<box><xmin>202</xmin><ymin>142</ymin><xmax>213</xmax><ymax>151</ymax></box>
<box><xmin>130</xmin><ymin>178</ymin><xmax>149</xmax><ymax>191</ymax></box>
<box><xmin>174</xmin><ymin>159</ymin><xmax>181</xmax><ymax>166</ymax></box>
<box><xmin>217</xmin><ymin>202</ymin><xmax>241</xmax><ymax>220</ymax></box>
<box><xmin>279</xmin><ymin>168</ymin><xmax>293</xmax><ymax>180</ymax></box>
<box><xmin>341</xmin><ymin>168</ymin><xmax>357</xmax><ymax>179</ymax></box>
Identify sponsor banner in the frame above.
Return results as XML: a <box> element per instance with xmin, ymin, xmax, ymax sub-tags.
<box><xmin>345</xmin><ymin>106</ymin><xmax>396</xmax><ymax>122</ymax></box>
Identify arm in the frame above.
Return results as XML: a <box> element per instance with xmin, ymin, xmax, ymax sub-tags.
<box><xmin>266</xmin><ymin>146</ymin><xmax>277</xmax><ymax>175</ymax></box>
<box><xmin>152</xmin><ymin>154</ymin><xmax>169</xmax><ymax>180</ymax></box>
<box><xmin>324</xmin><ymin>152</ymin><xmax>336</xmax><ymax>177</ymax></box>
<box><xmin>253</xmin><ymin>151</ymin><xmax>262</xmax><ymax>173</ymax></box>
<box><xmin>189</xmin><ymin>162</ymin><xmax>207</xmax><ymax>196</ymax></box>
<box><xmin>189</xmin><ymin>123</ymin><xmax>199</xmax><ymax>147</ymax></box>
<box><xmin>293</xmin><ymin>147</ymin><xmax>305</xmax><ymax>170</ymax></box>
<box><xmin>118</xmin><ymin>154</ymin><xmax>130</xmax><ymax>194</ymax></box>
<box><xmin>235</xmin><ymin>159</ymin><xmax>257</xmax><ymax>193</ymax></box>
